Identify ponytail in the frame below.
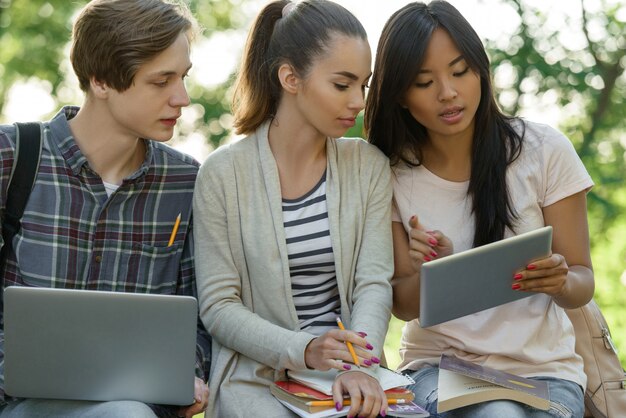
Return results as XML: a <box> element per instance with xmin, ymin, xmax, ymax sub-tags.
<box><xmin>232</xmin><ymin>0</ymin><xmax>288</xmax><ymax>135</ymax></box>
<box><xmin>232</xmin><ymin>0</ymin><xmax>367</xmax><ymax>136</ymax></box>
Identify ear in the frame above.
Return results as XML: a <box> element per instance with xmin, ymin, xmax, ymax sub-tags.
<box><xmin>89</xmin><ymin>77</ymin><xmax>110</xmax><ymax>99</ymax></box>
<box><xmin>277</xmin><ymin>63</ymin><xmax>299</xmax><ymax>94</ymax></box>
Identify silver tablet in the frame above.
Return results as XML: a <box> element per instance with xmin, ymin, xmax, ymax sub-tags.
<box><xmin>419</xmin><ymin>226</ymin><xmax>552</xmax><ymax>327</ymax></box>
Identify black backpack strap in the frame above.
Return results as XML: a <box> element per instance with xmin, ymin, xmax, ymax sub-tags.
<box><xmin>0</xmin><ymin>122</ymin><xmax>43</xmax><ymax>274</ymax></box>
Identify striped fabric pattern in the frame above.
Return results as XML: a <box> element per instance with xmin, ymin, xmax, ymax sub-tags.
<box><xmin>283</xmin><ymin>172</ymin><xmax>340</xmax><ymax>336</ymax></box>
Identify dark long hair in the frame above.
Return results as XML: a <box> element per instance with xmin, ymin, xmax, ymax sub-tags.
<box><xmin>364</xmin><ymin>0</ymin><xmax>523</xmax><ymax>247</ymax></box>
<box><xmin>232</xmin><ymin>0</ymin><xmax>367</xmax><ymax>135</ymax></box>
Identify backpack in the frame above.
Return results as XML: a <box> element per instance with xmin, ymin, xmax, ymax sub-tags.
<box><xmin>566</xmin><ymin>300</ymin><xmax>626</xmax><ymax>417</ymax></box>
<box><xmin>0</xmin><ymin>122</ymin><xmax>43</xmax><ymax>274</ymax></box>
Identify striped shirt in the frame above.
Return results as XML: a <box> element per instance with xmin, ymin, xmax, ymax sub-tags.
<box><xmin>0</xmin><ymin>107</ymin><xmax>211</xmax><ymax>402</ymax></box>
<box><xmin>283</xmin><ymin>172</ymin><xmax>340</xmax><ymax>336</ymax></box>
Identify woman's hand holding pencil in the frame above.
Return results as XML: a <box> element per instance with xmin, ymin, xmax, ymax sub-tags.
<box><xmin>302</xmin><ymin>318</ymin><xmax>387</xmax><ymax>417</ymax></box>
<box><xmin>335</xmin><ymin>318</ymin><xmax>361</xmax><ymax>367</ymax></box>
<box><xmin>303</xmin><ymin>319</ymin><xmax>380</xmax><ymax>372</ymax></box>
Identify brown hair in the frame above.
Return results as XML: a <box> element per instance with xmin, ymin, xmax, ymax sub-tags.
<box><xmin>71</xmin><ymin>0</ymin><xmax>198</xmax><ymax>92</ymax></box>
<box><xmin>232</xmin><ymin>0</ymin><xmax>367</xmax><ymax>135</ymax></box>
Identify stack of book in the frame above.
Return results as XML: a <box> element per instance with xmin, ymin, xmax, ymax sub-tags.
<box><xmin>271</xmin><ymin>367</ymin><xmax>429</xmax><ymax>417</ymax></box>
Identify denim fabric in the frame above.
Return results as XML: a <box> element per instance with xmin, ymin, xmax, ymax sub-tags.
<box><xmin>403</xmin><ymin>365</ymin><xmax>584</xmax><ymax>418</ymax></box>
<box><xmin>0</xmin><ymin>399</ymin><xmax>181</xmax><ymax>417</ymax></box>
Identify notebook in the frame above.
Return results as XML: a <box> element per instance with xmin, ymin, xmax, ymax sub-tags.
<box><xmin>286</xmin><ymin>366</ymin><xmax>415</xmax><ymax>395</ymax></box>
<box><xmin>419</xmin><ymin>226</ymin><xmax>552</xmax><ymax>327</ymax></box>
<box><xmin>3</xmin><ymin>286</ymin><xmax>198</xmax><ymax>405</ymax></box>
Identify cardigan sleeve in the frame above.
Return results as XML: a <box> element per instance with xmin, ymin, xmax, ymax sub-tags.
<box><xmin>347</xmin><ymin>146</ymin><xmax>394</xmax><ymax>356</ymax></box>
<box><xmin>193</xmin><ymin>148</ymin><xmax>314</xmax><ymax>372</ymax></box>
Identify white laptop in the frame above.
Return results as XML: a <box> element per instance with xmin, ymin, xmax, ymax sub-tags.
<box><xmin>419</xmin><ymin>226</ymin><xmax>552</xmax><ymax>327</ymax></box>
<box><xmin>3</xmin><ymin>286</ymin><xmax>198</xmax><ymax>405</ymax></box>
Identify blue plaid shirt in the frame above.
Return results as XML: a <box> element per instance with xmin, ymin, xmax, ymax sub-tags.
<box><xmin>0</xmin><ymin>107</ymin><xmax>211</xmax><ymax>403</ymax></box>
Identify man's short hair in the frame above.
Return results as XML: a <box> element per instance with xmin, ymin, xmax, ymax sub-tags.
<box><xmin>71</xmin><ymin>0</ymin><xmax>198</xmax><ymax>93</ymax></box>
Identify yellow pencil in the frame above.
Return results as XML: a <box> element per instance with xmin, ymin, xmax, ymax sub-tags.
<box><xmin>336</xmin><ymin>317</ymin><xmax>360</xmax><ymax>367</ymax></box>
<box><xmin>167</xmin><ymin>213</ymin><xmax>181</xmax><ymax>247</ymax></box>
<box><xmin>307</xmin><ymin>398</ymin><xmax>407</xmax><ymax>407</ymax></box>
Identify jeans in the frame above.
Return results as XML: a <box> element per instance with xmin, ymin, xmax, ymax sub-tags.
<box><xmin>0</xmin><ymin>399</ymin><xmax>181</xmax><ymax>418</ymax></box>
<box><xmin>404</xmin><ymin>365</ymin><xmax>584</xmax><ymax>418</ymax></box>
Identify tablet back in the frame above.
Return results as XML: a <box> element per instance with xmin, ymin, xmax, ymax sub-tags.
<box><xmin>419</xmin><ymin>226</ymin><xmax>552</xmax><ymax>327</ymax></box>
<box><xmin>4</xmin><ymin>286</ymin><xmax>197</xmax><ymax>405</ymax></box>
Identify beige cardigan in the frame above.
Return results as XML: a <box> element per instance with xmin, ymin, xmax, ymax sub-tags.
<box><xmin>193</xmin><ymin>122</ymin><xmax>393</xmax><ymax>417</ymax></box>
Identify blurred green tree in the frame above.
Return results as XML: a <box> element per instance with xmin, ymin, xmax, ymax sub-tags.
<box><xmin>0</xmin><ymin>1</ymin><xmax>76</xmax><ymax>115</ymax></box>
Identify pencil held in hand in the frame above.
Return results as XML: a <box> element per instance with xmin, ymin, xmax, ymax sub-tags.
<box><xmin>336</xmin><ymin>317</ymin><xmax>360</xmax><ymax>367</ymax></box>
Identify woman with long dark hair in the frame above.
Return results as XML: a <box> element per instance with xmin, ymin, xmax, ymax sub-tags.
<box><xmin>366</xmin><ymin>2</ymin><xmax>593</xmax><ymax>417</ymax></box>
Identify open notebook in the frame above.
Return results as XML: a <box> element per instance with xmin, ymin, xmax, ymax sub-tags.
<box><xmin>286</xmin><ymin>366</ymin><xmax>415</xmax><ymax>395</ymax></box>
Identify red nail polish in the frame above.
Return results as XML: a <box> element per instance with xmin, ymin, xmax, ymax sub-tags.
<box><xmin>428</xmin><ymin>237</ymin><xmax>438</xmax><ymax>246</ymax></box>
<box><xmin>380</xmin><ymin>410</ymin><xmax>387</xmax><ymax>417</ymax></box>
<box><xmin>363</xmin><ymin>359</ymin><xmax>372</xmax><ymax>366</ymax></box>
<box><xmin>343</xmin><ymin>364</ymin><xmax>351</xmax><ymax>370</ymax></box>
<box><xmin>357</xmin><ymin>331</ymin><xmax>367</xmax><ymax>337</ymax></box>
<box><xmin>366</xmin><ymin>343</ymin><xmax>373</xmax><ymax>350</ymax></box>
<box><xmin>527</xmin><ymin>264</ymin><xmax>536</xmax><ymax>270</ymax></box>
<box><xmin>371</xmin><ymin>356</ymin><xmax>380</xmax><ymax>363</ymax></box>
<box><xmin>514</xmin><ymin>273</ymin><xmax>523</xmax><ymax>280</ymax></box>
<box><xmin>424</xmin><ymin>255</ymin><xmax>431</xmax><ymax>262</ymax></box>
<box><xmin>336</xmin><ymin>402</ymin><xmax>342</xmax><ymax>411</ymax></box>
<box><xmin>430</xmin><ymin>251</ymin><xmax>438</xmax><ymax>258</ymax></box>
<box><xmin>512</xmin><ymin>283</ymin><xmax>521</xmax><ymax>290</ymax></box>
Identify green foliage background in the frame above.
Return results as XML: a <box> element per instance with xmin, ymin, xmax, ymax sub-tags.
<box><xmin>0</xmin><ymin>0</ymin><xmax>624</xmax><ymax>369</ymax></box>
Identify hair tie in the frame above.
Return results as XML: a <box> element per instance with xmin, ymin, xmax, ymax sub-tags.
<box><xmin>282</xmin><ymin>2</ymin><xmax>296</xmax><ymax>18</ymax></box>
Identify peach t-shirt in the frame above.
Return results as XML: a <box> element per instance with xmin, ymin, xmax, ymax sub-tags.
<box><xmin>392</xmin><ymin>120</ymin><xmax>593</xmax><ymax>388</ymax></box>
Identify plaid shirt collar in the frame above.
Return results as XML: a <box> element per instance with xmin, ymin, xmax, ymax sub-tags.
<box><xmin>51</xmin><ymin>106</ymin><xmax>152</xmax><ymax>180</ymax></box>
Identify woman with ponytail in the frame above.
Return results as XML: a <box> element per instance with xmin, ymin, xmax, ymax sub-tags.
<box><xmin>194</xmin><ymin>1</ymin><xmax>393</xmax><ymax>416</ymax></box>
